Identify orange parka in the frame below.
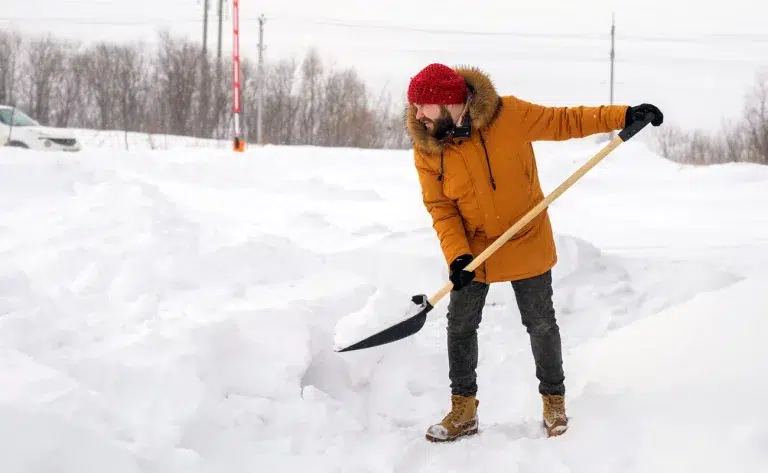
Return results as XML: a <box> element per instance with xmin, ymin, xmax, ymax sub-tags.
<box><xmin>406</xmin><ymin>66</ymin><xmax>629</xmax><ymax>283</ymax></box>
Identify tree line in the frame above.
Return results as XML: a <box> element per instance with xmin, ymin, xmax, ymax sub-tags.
<box><xmin>3</xmin><ymin>27</ymin><xmax>765</xmax><ymax>163</ymax></box>
<box><xmin>652</xmin><ymin>74</ymin><xmax>768</xmax><ymax>165</ymax></box>
<box><xmin>0</xmin><ymin>28</ymin><xmax>411</xmax><ymax>149</ymax></box>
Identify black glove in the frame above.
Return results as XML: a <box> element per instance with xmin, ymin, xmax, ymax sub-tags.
<box><xmin>626</xmin><ymin>104</ymin><xmax>663</xmax><ymax>127</ymax></box>
<box><xmin>449</xmin><ymin>254</ymin><xmax>475</xmax><ymax>291</ymax></box>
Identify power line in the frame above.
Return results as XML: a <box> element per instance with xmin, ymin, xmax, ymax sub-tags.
<box><xmin>265</xmin><ymin>15</ymin><xmax>768</xmax><ymax>44</ymax></box>
<box><xmin>253</xmin><ymin>42</ymin><xmax>767</xmax><ymax>67</ymax></box>
<box><xmin>269</xmin><ymin>17</ymin><xmax>606</xmax><ymax>40</ymax></box>
<box><xmin>2</xmin><ymin>15</ymin><xmax>768</xmax><ymax>45</ymax></box>
<box><xmin>2</xmin><ymin>22</ymin><xmax>764</xmax><ymax>67</ymax></box>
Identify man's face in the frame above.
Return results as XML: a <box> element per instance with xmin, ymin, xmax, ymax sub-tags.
<box><xmin>414</xmin><ymin>104</ymin><xmax>454</xmax><ymax>141</ymax></box>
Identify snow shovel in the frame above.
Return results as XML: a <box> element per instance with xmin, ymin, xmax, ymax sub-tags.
<box><xmin>334</xmin><ymin>112</ymin><xmax>656</xmax><ymax>353</ymax></box>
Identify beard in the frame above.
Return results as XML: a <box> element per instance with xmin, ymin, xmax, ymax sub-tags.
<box><xmin>421</xmin><ymin>106</ymin><xmax>455</xmax><ymax>141</ymax></box>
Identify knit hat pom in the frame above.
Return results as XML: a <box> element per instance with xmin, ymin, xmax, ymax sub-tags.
<box><xmin>407</xmin><ymin>63</ymin><xmax>467</xmax><ymax>105</ymax></box>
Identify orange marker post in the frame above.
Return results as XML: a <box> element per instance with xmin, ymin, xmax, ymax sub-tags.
<box><xmin>232</xmin><ymin>0</ymin><xmax>244</xmax><ymax>152</ymax></box>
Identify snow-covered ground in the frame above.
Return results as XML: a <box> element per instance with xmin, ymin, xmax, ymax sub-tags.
<box><xmin>68</xmin><ymin>128</ymin><xmax>228</xmax><ymax>151</ymax></box>
<box><xmin>1</xmin><ymin>137</ymin><xmax>766</xmax><ymax>473</ymax></box>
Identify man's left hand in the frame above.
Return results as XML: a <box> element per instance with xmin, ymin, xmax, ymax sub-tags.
<box><xmin>626</xmin><ymin>103</ymin><xmax>663</xmax><ymax>127</ymax></box>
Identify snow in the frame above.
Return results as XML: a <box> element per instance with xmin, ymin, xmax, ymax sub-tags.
<box><xmin>1</xmin><ymin>137</ymin><xmax>767</xmax><ymax>472</ymax></box>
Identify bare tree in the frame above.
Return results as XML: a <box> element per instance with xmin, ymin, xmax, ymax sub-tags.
<box><xmin>80</xmin><ymin>42</ymin><xmax>119</xmax><ymax>129</ymax></box>
<box><xmin>51</xmin><ymin>47</ymin><xmax>88</xmax><ymax>128</ymax></box>
<box><xmin>323</xmin><ymin>68</ymin><xmax>377</xmax><ymax>148</ymax></box>
<box><xmin>0</xmin><ymin>30</ymin><xmax>23</xmax><ymax>105</ymax></box>
<box><xmin>24</xmin><ymin>35</ymin><xmax>71</xmax><ymax>125</ymax></box>
<box><xmin>369</xmin><ymin>84</ymin><xmax>410</xmax><ymax>149</ymax></box>
<box><xmin>743</xmin><ymin>75</ymin><xmax>768</xmax><ymax>164</ymax></box>
<box><xmin>210</xmin><ymin>56</ymin><xmax>232</xmax><ymax>140</ymax></box>
<box><xmin>113</xmin><ymin>44</ymin><xmax>151</xmax><ymax>147</ymax></box>
<box><xmin>155</xmin><ymin>32</ymin><xmax>201</xmax><ymax>136</ymax></box>
<box><xmin>721</xmin><ymin>118</ymin><xmax>749</xmax><ymax>163</ymax></box>
<box><xmin>322</xmin><ymin>68</ymin><xmax>350</xmax><ymax>147</ymax></box>
<box><xmin>258</xmin><ymin>58</ymin><xmax>299</xmax><ymax>145</ymax></box>
<box><xmin>295</xmin><ymin>49</ymin><xmax>325</xmax><ymax>145</ymax></box>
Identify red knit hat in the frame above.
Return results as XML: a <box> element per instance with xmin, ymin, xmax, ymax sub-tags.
<box><xmin>407</xmin><ymin>63</ymin><xmax>467</xmax><ymax>105</ymax></box>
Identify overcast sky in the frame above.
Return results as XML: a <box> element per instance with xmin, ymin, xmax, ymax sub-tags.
<box><xmin>3</xmin><ymin>0</ymin><xmax>767</xmax><ymax>131</ymax></box>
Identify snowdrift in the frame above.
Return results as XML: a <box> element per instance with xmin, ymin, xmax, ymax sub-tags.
<box><xmin>564</xmin><ymin>275</ymin><xmax>768</xmax><ymax>473</ymax></box>
<box><xmin>0</xmin><ymin>139</ymin><xmax>765</xmax><ymax>473</ymax></box>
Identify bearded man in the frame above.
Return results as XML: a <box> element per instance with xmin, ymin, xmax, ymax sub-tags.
<box><xmin>404</xmin><ymin>63</ymin><xmax>663</xmax><ymax>442</ymax></box>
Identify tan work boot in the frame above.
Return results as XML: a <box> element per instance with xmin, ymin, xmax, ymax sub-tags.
<box><xmin>542</xmin><ymin>394</ymin><xmax>568</xmax><ymax>437</ymax></box>
<box><xmin>425</xmin><ymin>394</ymin><xmax>479</xmax><ymax>442</ymax></box>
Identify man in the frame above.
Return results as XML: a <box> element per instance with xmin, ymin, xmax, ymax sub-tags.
<box><xmin>404</xmin><ymin>63</ymin><xmax>662</xmax><ymax>442</ymax></box>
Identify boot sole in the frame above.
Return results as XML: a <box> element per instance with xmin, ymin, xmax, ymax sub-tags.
<box><xmin>543</xmin><ymin>420</ymin><xmax>568</xmax><ymax>438</ymax></box>
<box><xmin>425</xmin><ymin>426</ymin><xmax>479</xmax><ymax>443</ymax></box>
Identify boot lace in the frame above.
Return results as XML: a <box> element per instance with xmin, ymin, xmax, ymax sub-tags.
<box><xmin>544</xmin><ymin>395</ymin><xmax>566</xmax><ymax>420</ymax></box>
<box><xmin>444</xmin><ymin>396</ymin><xmax>471</xmax><ymax>424</ymax></box>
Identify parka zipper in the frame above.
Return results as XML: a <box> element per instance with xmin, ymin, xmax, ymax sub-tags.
<box><xmin>437</xmin><ymin>131</ymin><xmax>496</xmax><ymax>191</ymax></box>
<box><xmin>477</xmin><ymin>130</ymin><xmax>496</xmax><ymax>190</ymax></box>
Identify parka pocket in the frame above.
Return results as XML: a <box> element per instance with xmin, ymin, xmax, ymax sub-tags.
<box><xmin>442</xmin><ymin>172</ymin><xmax>472</xmax><ymax>201</ymax></box>
<box><xmin>514</xmin><ymin>152</ymin><xmax>534</xmax><ymax>189</ymax></box>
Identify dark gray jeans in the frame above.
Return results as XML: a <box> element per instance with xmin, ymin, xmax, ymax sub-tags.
<box><xmin>446</xmin><ymin>269</ymin><xmax>565</xmax><ymax>397</ymax></box>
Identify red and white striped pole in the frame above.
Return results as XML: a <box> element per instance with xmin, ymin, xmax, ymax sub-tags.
<box><xmin>232</xmin><ymin>0</ymin><xmax>244</xmax><ymax>151</ymax></box>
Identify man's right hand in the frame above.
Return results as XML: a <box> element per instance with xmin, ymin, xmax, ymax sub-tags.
<box><xmin>449</xmin><ymin>254</ymin><xmax>476</xmax><ymax>291</ymax></box>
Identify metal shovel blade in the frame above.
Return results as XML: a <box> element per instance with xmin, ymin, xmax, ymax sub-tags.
<box><xmin>334</xmin><ymin>294</ymin><xmax>434</xmax><ymax>352</ymax></box>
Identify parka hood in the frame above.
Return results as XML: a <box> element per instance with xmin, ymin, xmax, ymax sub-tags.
<box><xmin>405</xmin><ymin>65</ymin><xmax>503</xmax><ymax>155</ymax></box>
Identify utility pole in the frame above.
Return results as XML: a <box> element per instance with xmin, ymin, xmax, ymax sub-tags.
<box><xmin>217</xmin><ymin>0</ymin><xmax>224</xmax><ymax>60</ymax></box>
<box><xmin>257</xmin><ymin>14</ymin><xmax>265</xmax><ymax>145</ymax></box>
<box><xmin>201</xmin><ymin>0</ymin><xmax>211</xmax><ymax>137</ymax></box>
<box><xmin>609</xmin><ymin>12</ymin><xmax>616</xmax><ymax>139</ymax></box>
<box><xmin>213</xmin><ymin>0</ymin><xmax>224</xmax><ymax>140</ymax></box>
<box><xmin>202</xmin><ymin>0</ymin><xmax>209</xmax><ymax>54</ymax></box>
<box><xmin>609</xmin><ymin>12</ymin><xmax>615</xmax><ymax>106</ymax></box>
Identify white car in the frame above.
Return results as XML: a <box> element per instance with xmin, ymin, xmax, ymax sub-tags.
<box><xmin>0</xmin><ymin>105</ymin><xmax>82</xmax><ymax>152</ymax></box>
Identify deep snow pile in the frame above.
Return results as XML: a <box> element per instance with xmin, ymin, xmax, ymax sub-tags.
<box><xmin>0</xmin><ymin>139</ymin><xmax>766</xmax><ymax>473</ymax></box>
